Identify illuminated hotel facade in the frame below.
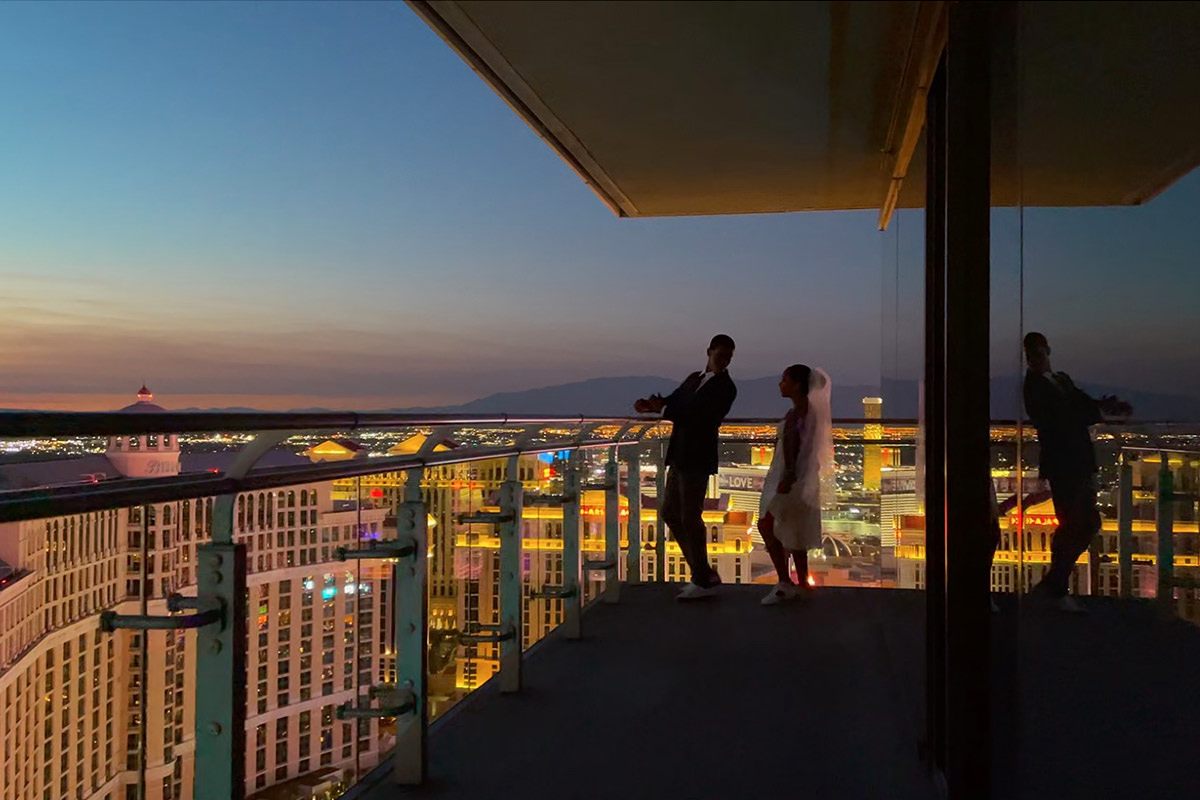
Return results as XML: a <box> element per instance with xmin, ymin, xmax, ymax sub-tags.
<box><xmin>895</xmin><ymin>493</ymin><xmax>1200</xmax><ymax>622</ymax></box>
<box><xmin>0</xmin><ymin>390</ymin><xmax>387</xmax><ymax>800</ymax></box>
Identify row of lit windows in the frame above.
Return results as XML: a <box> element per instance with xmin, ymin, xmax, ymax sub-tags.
<box><xmin>1</xmin><ymin>633</ymin><xmax>116</xmax><ymax>800</ymax></box>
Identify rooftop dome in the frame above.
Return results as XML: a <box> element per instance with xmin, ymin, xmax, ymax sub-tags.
<box><xmin>118</xmin><ymin>384</ymin><xmax>166</xmax><ymax>413</ymax></box>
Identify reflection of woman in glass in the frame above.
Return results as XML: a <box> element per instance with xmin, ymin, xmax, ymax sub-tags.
<box><xmin>758</xmin><ymin>364</ymin><xmax>833</xmax><ymax>605</ymax></box>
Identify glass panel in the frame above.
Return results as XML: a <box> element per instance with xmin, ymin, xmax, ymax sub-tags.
<box><xmin>881</xmin><ymin>201</ymin><xmax>927</xmax><ymax>592</ymax></box>
<box><xmin>1013</xmin><ymin>3</ymin><xmax>1200</xmax><ymax>797</ymax></box>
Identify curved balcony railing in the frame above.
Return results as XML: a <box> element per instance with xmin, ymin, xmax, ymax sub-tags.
<box><xmin>1</xmin><ymin>410</ymin><xmax>1198</xmax><ymax>800</ymax></box>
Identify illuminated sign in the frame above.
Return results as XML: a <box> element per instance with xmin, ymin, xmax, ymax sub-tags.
<box><xmin>882</xmin><ymin>477</ymin><xmax>917</xmax><ymax>493</ymax></box>
<box><xmin>717</xmin><ymin>473</ymin><xmax>765</xmax><ymax>493</ymax></box>
<box><xmin>1014</xmin><ymin>514</ymin><xmax>1060</xmax><ymax>527</ymax></box>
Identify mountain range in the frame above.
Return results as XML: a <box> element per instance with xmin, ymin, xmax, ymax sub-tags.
<box><xmin>7</xmin><ymin>374</ymin><xmax>1200</xmax><ymax>421</ymax></box>
<box><xmin>387</xmin><ymin>374</ymin><xmax>1200</xmax><ymax>421</ymax></box>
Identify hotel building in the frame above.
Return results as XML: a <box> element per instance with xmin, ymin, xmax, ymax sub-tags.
<box><xmin>0</xmin><ymin>389</ymin><xmax>387</xmax><ymax>800</ymax></box>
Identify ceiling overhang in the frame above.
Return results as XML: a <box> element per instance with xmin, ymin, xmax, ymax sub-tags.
<box><xmin>409</xmin><ymin>1</ymin><xmax>1200</xmax><ymax>222</ymax></box>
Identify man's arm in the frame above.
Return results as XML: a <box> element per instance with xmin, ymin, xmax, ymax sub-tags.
<box><xmin>660</xmin><ymin>375</ymin><xmax>697</xmax><ymax>422</ymax></box>
<box><xmin>636</xmin><ymin>375</ymin><xmax>692</xmax><ymax>414</ymax></box>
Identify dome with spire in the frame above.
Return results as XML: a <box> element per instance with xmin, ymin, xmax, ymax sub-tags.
<box><xmin>120</xmin><ymin>384</ymin><xmax>165</xmax><ymax>413</ymax></box>
<box><xmin>107</xmin><ymin>384</ymin><xmax>180</xmax><ymax>477</ymax></box>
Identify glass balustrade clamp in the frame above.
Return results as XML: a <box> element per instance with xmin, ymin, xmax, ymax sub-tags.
<box><xmin>335</xmin><ymin>540</ymin><xmax>416</xmax><ymax>560</ymax></box>
<box><xmin>456</xmin><ymin>511</ymin><xmax>515</xmax><ymax>524</ymax></box>
<box><xmin>99</xmin><ymin>596</ymin><xmax>223</xmax><ymax>632</ymax></box>
<box><xmin>459</xmin><ymin>623</ymin><xmax>517</xmax><ymax>644</ymax></box>
<box><xmin>529</xmin><ymin>585</ymin><xmax>579</xmax><ymax>600</ymax></box>
<box><xmin>336</xmin><ymin>683</ymin><xmax>416</xmax><ymax>720</ymax></box>
<box><xmin>522</xmin><ymin>493</ymin><xmax>572</xmax><ymax>505</ymax></box>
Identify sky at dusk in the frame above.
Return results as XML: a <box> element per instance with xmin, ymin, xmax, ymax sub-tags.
<box><xmin>3</xmin><ymin>1</ymin><xmax>1198</xmax><ymax>412</ymax></box>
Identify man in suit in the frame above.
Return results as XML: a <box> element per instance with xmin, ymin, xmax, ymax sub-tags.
<box><xmin>636</xmin><ymin>334</ymin><xmax>738</xmax><ymax>600</ymax></box>
<box><xmin>1024</xmin><ymin>332</ymin><xmax>1130</xmax><ymax>612</ymax></box>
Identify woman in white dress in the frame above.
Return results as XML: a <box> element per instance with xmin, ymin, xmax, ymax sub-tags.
<box><xmin>758</xmin><ymin>364</ymin><xmax>833</xmax><ymax>605</ymax></box>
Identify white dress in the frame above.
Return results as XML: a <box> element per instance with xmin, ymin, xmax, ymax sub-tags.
<box><xmin>758</xmin><ymin>413</ymin><xmax>823</xmax><ymax>552</ymax></box>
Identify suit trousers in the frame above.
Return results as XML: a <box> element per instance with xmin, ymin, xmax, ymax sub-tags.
<box><xmin>660</xmin><ymin>467</ymin><xmax>715</xmax><ymax>586</ymax></box>
<box><xmin>1041</xmin><ymin>474</ymin><xmax>1101</xmax><ymax>597</ymax></box>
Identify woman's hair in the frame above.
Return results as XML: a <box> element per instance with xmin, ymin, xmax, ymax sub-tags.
<box><xmin>785</xmin><ymin>364</ymin><xmax>812</xmax><ymax>393</ymax></box>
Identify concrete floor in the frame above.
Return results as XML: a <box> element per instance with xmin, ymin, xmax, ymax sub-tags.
<box><xmin>354</xmin><ymin>584</ymin><xmax>1200</xmax><ymax>800</ymax></box>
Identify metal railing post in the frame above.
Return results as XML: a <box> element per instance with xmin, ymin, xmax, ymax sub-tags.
<box><xmin>393</xmin><ymin>467</ymin><xmax>428</xmax><ymax>783</ymax></box>
<box><xmin>1118</xmin><ymin>458</ymin><xmax>1134</xmax><ymax>599</ymax></box>
<box><xmin>191</xmin><ymin>433</ymin><xmax>291</xmax><ymax>800</ymax></box>
<box><xmin>499</xmin><ymin>456</ymin><xmax>524</xmax><ymax>692</ymax></box>
<box><xmin>1157</xmin><ymin>454</ymin><xmax>1175</xmax><ymax>613</ymax></box>
<box><xmin>655</xmin><ymin>447</ymin><xmax>667</xmax><ymax>582</ymax></box>
<box><xmin>625</xmin><ymin>445</ymin><xmax>642</xmax><ymax>585</ymax></box>
<box><xmin>562</xmin><ymin>454</ymin><xmax>583</xmax><ymax>638</ymax></box>
<box><xmin>603</xmin><ymin>448</ymin><xmax>621</xmax><ymax>603</ymax></box>
<box><xmin>197</xmin><ymin>495</ymin><xmax>248</xmax><ymax>800</ymax></box>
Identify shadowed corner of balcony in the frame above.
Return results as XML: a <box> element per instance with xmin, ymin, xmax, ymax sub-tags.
<box><xmin>349</xmin><ymin>583</ymin><xmax>1200</xmax><ymax>800</ymax></box>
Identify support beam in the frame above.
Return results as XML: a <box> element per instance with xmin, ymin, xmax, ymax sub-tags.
<box><xmin>562</xmin><ymin>454</ymin><xmax>583</xmax><ymax>638</ymax></box>
<box><xmin>625</xmin><ymin>446</ymin><xmax>642</xmax><ymax>584</ymax></box>
<box><xmin>1157</xmin><ymin>456</ymin><xmax>1176</xmax><ymax>613</ymax></box>
<box><xmin>499</xmin><ymin>455</ymin><xmax>524</xmax><ymax>692</ymax></box>
<box><xmin>879</xmin><ymin>1</ymin><xmax>949</xmax><ymax>230</ymax></box>
<box><xmin>393</xmin><ymin>467</ymin><xmax>428</xmax><ymax>783</ymax></box>
<box><xmin>943</xmin><ymin>3</ymin><xmax>993</xmax><ymax>797</ymax></box>
<box><xmin>1118</xmin><ymin>460</ymin><xmax>1134</xmax><ymax>599</ymax></box>
<box><xmin>603</xmin><ymin>448</ymin><xmax>621</xmax><ymax>602</ymax></box>
<box><xmin>655</xmin><ymin>445</ymin><xmax>667</xmax><ymax>582</ymax></box>
<box><xmin>923</xmin><ymin>53</ymin><xmax>948</xmax><ymax>782</ymax></box>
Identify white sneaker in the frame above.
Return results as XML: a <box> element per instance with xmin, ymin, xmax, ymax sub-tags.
<box><xmin>761</xmin><ymin>581</ymin><xmax>802</xmax><ymax>606</ymax></box>
<box><xmin>1056</xmin><ymin>596</ymin><xmax>1087</xmax><ymax>614</ymax></box>
<box><xmin>676</xmin><ymin>582</ymin><xmax>718</xmax><ymax>601</ymax></box>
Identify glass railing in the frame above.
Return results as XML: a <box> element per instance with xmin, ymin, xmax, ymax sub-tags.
<box><xmin>4</xmin><ymin>411</ymin><xmax>1199</xmax><ymax>799</ymax></box>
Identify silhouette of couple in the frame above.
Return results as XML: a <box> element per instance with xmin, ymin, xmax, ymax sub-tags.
<box><xmin>635</xmin><ymin>335</ymin><xmax>832</xmax><ymax>603</ymax></box>
<box><xmin>638</xmin><ymin>331</ymin><xmax>1130</xmax><ymax>611</ymax></box>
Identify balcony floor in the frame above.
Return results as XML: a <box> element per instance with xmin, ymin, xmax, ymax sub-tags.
<box><xmin>359</xmin><ymin>584</ymin><xmax>1200</xmax><ymax>799</ymax></box>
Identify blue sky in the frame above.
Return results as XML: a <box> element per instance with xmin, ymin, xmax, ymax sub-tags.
<box><xmin>2</xmin><ymin>1</ymin><xmax>1197</xmax><ymax>410</ymax></box>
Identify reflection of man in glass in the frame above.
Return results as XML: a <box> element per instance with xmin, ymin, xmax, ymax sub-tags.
<box><xmin>1023</xmin><ymin>332</ymin><xmax>1131</xmax><ymax>612</ymax></box>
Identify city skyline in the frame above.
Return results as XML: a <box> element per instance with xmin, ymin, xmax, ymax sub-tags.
<box><xmin>3</xmin><ymin>1</ymin><xmax>1200</xmax><ymax>412</ymax></box>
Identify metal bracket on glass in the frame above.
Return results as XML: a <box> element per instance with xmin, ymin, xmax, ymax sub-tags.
<box><xmin>335</xmin><ymin>539</ymin><xmax>416</xmax><ymax>560</ymax></box>
<box><xmin>529</xmin><ymin>585</ymin><xmax>579</xmax><ymax>600</ymax></box>
<box><xmin>523</xmin><ymin>493</ymin><xmax>571</xmax><ymax>505</ymax></box>
<box><xmin>460</xmin><ymin>623</ymin><xmax>516</xmax><ymax>644</ymax></box>
<box><xmin>583</xmin><ymin>559</ymin><xmax>617</xmax><ymax>571</ymax></box>
<box><xmin>100</xmin><ymin>594</ymin><xmax>223</xmax><ymax>632</ymax></box>
<box><xmin>457</xmin><ymin>512</ymin><xmax>514</xmax><ymax>524</ymax></box>
<box><xmin>336</xmin><ymin>684</ymin><xmax>416</xmax><ymax>720</ymax></box>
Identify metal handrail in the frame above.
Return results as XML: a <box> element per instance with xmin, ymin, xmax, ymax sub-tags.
<box><xmin>0</xmin><ymin>412</ymin><xmax>928</xmax><ymax>438</ymax></box>
<box><xmin>1121</xmin><ymin>445</ymin><xmax>1200</xmax><ymax>456</ymax></box>
<box><xmin>3</xmin><ymin>409</ymin><xmax>1186</xmax><ymax>440</ymax></box>
<box><xmin>0</xmin><ymin>434</ymin><xmax>646</xmax><ymax>524</ymax></box>
<box><xmin>0</xmin><ymin>411</ymin><xmax>1188</xmax><ymax>525</ymax></box>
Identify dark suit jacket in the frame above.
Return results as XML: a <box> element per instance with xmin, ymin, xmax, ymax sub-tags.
<box><xmin>662</xmin><ymin>371</ymin><xmax>737</xmax><ymax>475</ymax></box>
<box><xmin>1023</xmin><ymin>369</ymin><xmax>1102</xmax><ymax>484</ymax></box>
